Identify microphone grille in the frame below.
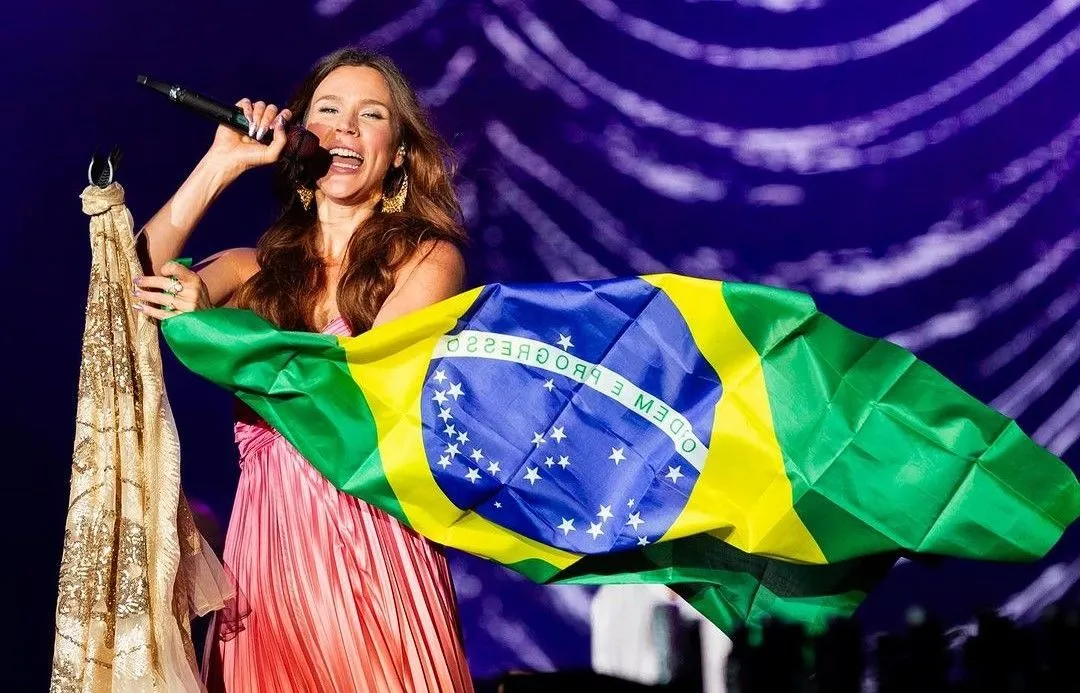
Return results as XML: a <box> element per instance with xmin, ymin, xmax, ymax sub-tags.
<box><xmin>281</xmin><ymin>127</ymin><xmax>331</xmax><ymax>185</ymax></box>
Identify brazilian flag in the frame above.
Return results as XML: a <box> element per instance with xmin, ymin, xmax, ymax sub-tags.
<box><xmin>161</xmin><ymin>275</ymin><xmax>1079</xmax><ymax>634</ymax></box>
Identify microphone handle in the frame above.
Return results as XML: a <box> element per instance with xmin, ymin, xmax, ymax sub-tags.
<box><xmin>136</xmin><ymin>74</ymin><xmax>332</xmax><ymax>184</ymax></box>
<box><xmin>177</xmin><ymin>88</ymin><xmax>278</xmax><ymax>143</ymax></box>
<box><xmin>138</xmin><ymin>75</ymin><xmax>278</xmax><ymax>144</ymax></box>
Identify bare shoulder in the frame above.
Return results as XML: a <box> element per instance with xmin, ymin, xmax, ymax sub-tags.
<box><xmin>194</xmin><ymin>247</ymin><xmax>260</xmax><ymax>306</ymax></box>
<box><xmin>196</xmin><ymin>247</ymin><xmax>259</xmax><ymax>279</ymax></box>
<box><xmin>373</xmin><ymin>239</ymin><xmax>467</xmax><ymax>328</ymax></box>
<box><xmin>394</xmin><ymin>238</ymin><xmax>465</xmax><ymax>289</ymax></box>
<box><xmin>402</xmin><ymin>238</ymin><xmax>464</xmax><ymax>271</ymax></box>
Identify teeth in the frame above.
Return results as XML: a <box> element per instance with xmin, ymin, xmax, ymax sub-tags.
<box><xmin>329</xmin><ymin>147</ymin><xmax>363</xmax><ymax>160</ymax></box>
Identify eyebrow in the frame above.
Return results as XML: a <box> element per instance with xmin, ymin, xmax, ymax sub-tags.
<box><xmin>314</xmin><ymin>94</ymin><xmax>390</xmax><ymax>110</ymax></box>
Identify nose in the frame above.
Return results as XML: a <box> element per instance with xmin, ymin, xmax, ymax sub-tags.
<box><xmin>334</xmin><ymin>114</ymin><xmax>359</xmax><ymax>136</ymax></box>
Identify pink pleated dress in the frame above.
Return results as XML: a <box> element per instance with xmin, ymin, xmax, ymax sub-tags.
<box><xmin>207</xmin><ymin>317</ymin><xmax>474</xmax><ymax>693</ymax></box>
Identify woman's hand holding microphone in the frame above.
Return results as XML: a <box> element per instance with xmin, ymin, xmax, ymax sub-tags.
<box><xmin>134</xmin><ymin>98</ymin><xmax>290</xmax><ymax>319</ymax></box>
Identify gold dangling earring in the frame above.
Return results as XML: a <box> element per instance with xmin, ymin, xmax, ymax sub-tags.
<box><xmin>381</xmin><ymin>170</ymin><xmax>408</xmax><ymax>214</ymax></box>
<box><xmin>296</xmin><ymin>186</ymin><xmax>314</xmax><ymax>211</ymax></box>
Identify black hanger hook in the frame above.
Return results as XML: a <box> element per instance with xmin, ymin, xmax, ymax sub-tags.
<box><xmin>88</xmin><ymin>146</ymin><xmax>123</xmax><ymax>188</ymax></box>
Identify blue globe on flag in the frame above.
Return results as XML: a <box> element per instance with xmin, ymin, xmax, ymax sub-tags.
<box><xmin>420</xmin><ymin>278</ymin><xmax>724</xmax><ymax>554</ymax></box>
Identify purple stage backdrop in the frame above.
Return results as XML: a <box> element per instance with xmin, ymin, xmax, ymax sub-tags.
<box><xmin>7</xmin><ymin>0</ymin><xmax>1079</xmax><ymax>688</ymax></box>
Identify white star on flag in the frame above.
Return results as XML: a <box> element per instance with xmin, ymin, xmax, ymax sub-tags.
<box><xmin>432</xmin><ymin>390</ymin><xmax>449</xmax><ymax>405</ymax></box>
<box><xmin>437</xmin><ymin>455</ymin><xmax>451</xmax><ymax>469</ymax></box>
<box><xmin>465</xmin><ymin>468</ymin><xmax>481</xmax><ymax>483</ymax></box>
<box><xmin>457</xmin><ymin>431</ymin><xmax>470</xmax><ymax>445</ymax></box>
<box><xmin>432</xmin><ymin>369</ymin><xmax>448</xmax><ymax>384</ymax></box>
<box><xmin>447</xmin><ymin>382</ymin><xmax>464</xmax><ymax>400</ymax></box>
<box><xmin>438</xmin><ymin>407</ymin><xmax>453</xmax><ymax>423</ymax></box>
<box><xmin>523</xmin><ymin>467</ymin><xmax>541</xmax><ymax>485</ymax></box>
<box><xmin>550</xmin><ymin>426</ymin><xmax>566</xmax><ymax>443</ymax></box>
<box><xmin>637</xmin><ymin>536</ymin><xmax>650</xmax><ymax>546</ymax></box>
<box><xmin>531</xmin><ymin>432</ymin><xmax>546</xmax><ymax>446</ymax></box>
<box><xmin>558</xmin><ymin>518</ymin><xmax>576</xmax><ymax>536</ymax></box>
<box><xmin>597</xmin><ymin>505</ymin><xmax>613</xmax><ymax>522</ymax></box>
<box><xmin>627</xmin><ymin>498</ymin><xmax>635</xmax><ymax>508</ymax></box>
<box><xmin>626</xmin><ymin>512</ymin><xmax>644</xmax><ymax>530</ymax></box>
<box><xmin>470</xmin><ymin>448</ymin><xmax>484</xmax><ymax>462</ymax></box>
<box><xmin>665</xmin><ymin>466</ymin><xmax>684</xmax><ymax>483</ymax></box>
<box><xmin>445</xmin><ymin>443</ymin><xmax>460</xmax><ymax>458</ymax></box>
<box><xmin>443</xmin><ymin>423</ymin><xmax>457</xmax><ymax>437</ymax></box>
<box><xmin>558</xmin><ymin>455</ymin><xmax>571</xmax><ymax>469</ymax></box>
<box><xmin>494</xmin><ymin>501</ymin><xmax>502</xmax><ymax>508</ymax></box>
<box><xmin>544</xmin><ymin>456</ymin><xmax>556</xmax><ymax>467</ymax></box>
<box><xmin>487</xmin><ymin>460</ymin><xmax>501</xmax><ymax>475</ymax></box>
<box><xmin>543</xmin><ymin>379</ymin><xmax>556</xmax><ymax>392</ymax></box>
<box><xmin>587</xmin><ymin>522</ymin><xmax>604</xmax><ymax>539</ymax></box>
<box><xmin>609</xmin><ymin>447</ymin><xmax>626</xmax><ymax>465</ymax></box>
<box><xmin>557</xmin><ymin>333</ymin><xmax>574</xmax><ymax>350</ymax></box>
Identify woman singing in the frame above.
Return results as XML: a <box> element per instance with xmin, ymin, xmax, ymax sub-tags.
<box><xmin>133</xmin><ymin>47</ymin><xmax>474</xmax><ymax>692</ymax></box>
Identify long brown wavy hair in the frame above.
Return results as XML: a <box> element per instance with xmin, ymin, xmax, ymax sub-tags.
<box><xmin>234</xmin><ymin>48</ymin><xmax>467</xmax><ymax>333</ymax></box>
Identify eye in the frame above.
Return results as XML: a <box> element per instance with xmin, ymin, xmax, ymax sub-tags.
<box><xmin>317</xmin><ymin>106</ymin><xmax>338</xmax><ymax>114</ymax></box>
<box><xmin>363</xmin><ymin>111</ymin><xmax>385</xmax><ymax>120</ymax></box>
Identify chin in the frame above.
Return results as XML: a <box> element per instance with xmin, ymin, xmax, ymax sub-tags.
<box><xmin>318</xmin><ymin>180</ymin><xmax>372</xmax><ymax>205</ymax></box>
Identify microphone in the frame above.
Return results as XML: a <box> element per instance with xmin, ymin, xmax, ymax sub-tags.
<box><xmin>136</xmin><ymin>74</ymin><xmax>331</xmax><ymax>183</ymax></box>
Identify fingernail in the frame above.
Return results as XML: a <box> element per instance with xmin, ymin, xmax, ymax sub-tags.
<box><xmin>132</xmin><ymin>289</ymin><xmax>140</xmax><ymax>298</ymax></box>
<box><xmin>134</xmin><ymin>303</ymin><xmax>143</xmax><ymax>312</ymax></box>
<box><xmin>256</xmin><ymin>126</ymin><xmax>266</xmax><ymax>140</ymax></box>
<box><xmin>248</xmin><ymin>120</ymin><xmax>256</xmax><ymax>137</ymax></box>
<box><xmin>274</xmin><ymin>114</ymin><xmax>284</xmax><ymax>129</ymax></box>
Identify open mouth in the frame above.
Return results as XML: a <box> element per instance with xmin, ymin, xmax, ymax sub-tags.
<box><xmin>328</xmin><ymin>147</ymin><xmax>363</xmax><ymax>172</ymax></box>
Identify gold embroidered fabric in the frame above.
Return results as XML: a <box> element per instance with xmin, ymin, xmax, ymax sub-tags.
<box><xmin>51</xmin><ymin>182</ymin><xmax>234</xmax><ymax>692</ymax></box>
